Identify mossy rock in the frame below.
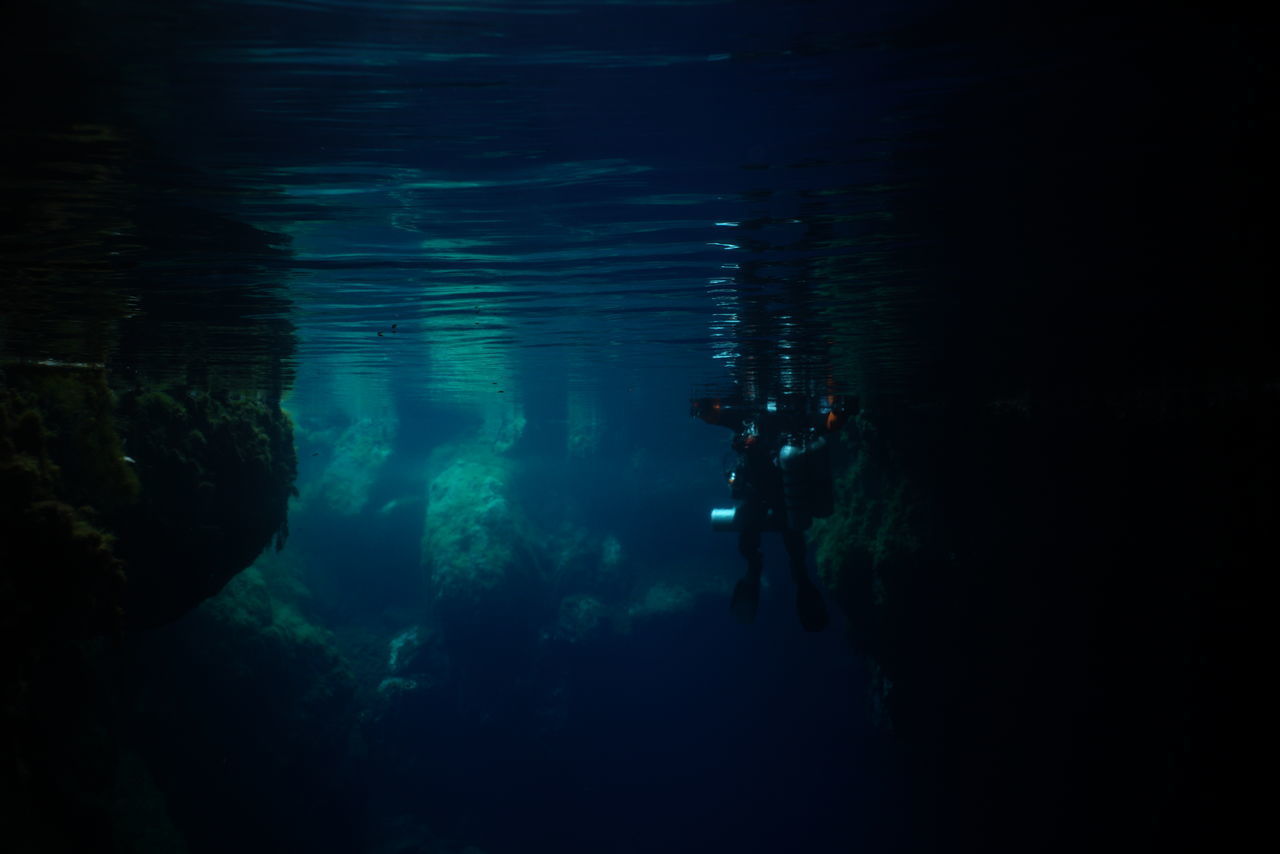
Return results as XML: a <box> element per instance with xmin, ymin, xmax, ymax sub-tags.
<box><xmin>124</xmin><ymin>567</ymin><xmax>361</xmax><ymax>852</ymax></box>
<box><xmin>1</xmin><ymin>365</ymin><xmax>133</xmax><ymax>853</ymax></box>
<box><xmin>111</xmin><ymin>387</ymin><xmax>297</xmax><ymax>628</ymax></box>
<box><xmin>1</xmin><ymin>365</ymin><xmax>132</xmax><ymax>648</ymax></box>
<box><xmin>422</xmin><ymin>446</ymin><xmax>543</xmax><ymax>636</ymax></box>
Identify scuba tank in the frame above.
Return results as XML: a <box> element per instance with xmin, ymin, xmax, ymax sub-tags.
<box><xmin>778</xmin><ymin>433</ymin><xmax>834</xmax><ymax>531</ymax></box>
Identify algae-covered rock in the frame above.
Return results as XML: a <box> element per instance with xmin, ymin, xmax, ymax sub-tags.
<box><xmin>0</xmin><ymin>368</ymin><xmax>130</xmax><ymax>648</ymax></box>
<box><xmin>125</xmin><ymin>566</ymin><xmax>363</xmax><ymax>852</ymax></box>
<box><xmin>0</xmin><ymin>358</ymin><xmax>297</xmax><ymax>637</ymax></box>
<box><xmin>552</xmin><ymin>593</ymin><xmax>608</xmax><ymax>644</ymax></box>
<box><xmin>811</xmin><ymin>394</ymin><xmax>1280</xmax><ymax>852</ymax></box>
<box><xmin>542</xmin><ymin>524</ymin><xmax>629</xmax><ymax>594</ymax></box>
<box><xmin>110</xmin><ymin>750</ymin><xmax>191</xmax><ymax>854</ymax></box>
<box><xmin>421</xmin><ymin>446</ymin><xmax>541</xmax><ymax>632</ymax></box>
<box><xmin>112</xmin><ymin>387</ymin><xmax>297</xmax><ymax>627</ymax></box>
<box><xmin>810</xmin><ymin>424</ymin><xmax>929</xmax><ymax>675</ymax></box>
<box><xmin>627</xmin><ymin>582</ymin><xmax>695</xmax><ymax>620</ymax></box>
<box><xmin>301</xmin><ymin>415</ymin><xmax>395</xmax><ymax>515</ymax></box>
<box><xmin>1</xmin><ymin>366</ymin><xmax>136</xmax><ymax>852</ymax></box>
<box><xmin>1</xmin><ymin>368</ymin><xmax>131</xmax><ymax>740</ymax></box>
<box><xmin>479</xmin><ymin>398</ymin><xmax>526</xmax><ymax>453</ymax></box>
<box><xmin>607</xmin><ymin>581</ymin><xmax>697</xmax><ymax>637</ymax></box>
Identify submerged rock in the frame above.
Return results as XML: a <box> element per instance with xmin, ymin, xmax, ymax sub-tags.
<box><xmin>1</xmin><ymin>365</ymin><xmax>135</xmax><ymax>851</ymax></box>
<box><xmin>303</xmin><ymin>415</ymin><xmax>395</xmax><ymax>515</ymax></box>
<box><xmin>125</xmin><ymin>567</ymin><xmax>363</xmax><ymax>853</ymax></box>
<box><xmin>2</xmin><ymin>366</ymin><xmax>303</xmax><ymax>851</ymax></box>
<box><xmin>551</xmin><ymin>593</ymin><xmax>608</xmax><ymax>644</ymax></box>
<box><xmin>112</xmin><ymin>387</ymin><xmax>297</xmax><ymax>627</ymax></box>
<box><xmin>387</xmin><ymin>625</ymin><xmax>423</xmax><ymax>673</ymax></box>
<box><xmin>627</xmin><ymin>582</ymin><xmax>694</xmax><ymax>619</ymax></box>
<box><xmin>810</xmin><ymin>393</ymin><xmax>1279</xmax><ymax>852</ymax></box>
<box><xmin>600</xmin><ymin>533</ymin><xmax>624</xmax><ymax>575</ymax></box>
<box><xmin>421</xmin><ymin>446</ymin><xmax>541</xmax><ymax>633</ymax></box>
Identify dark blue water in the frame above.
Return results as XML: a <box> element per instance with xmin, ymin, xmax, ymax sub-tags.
<box><xmin>3</xmin><ymin>2</ymin><xmax>920</xmax><ymax>850</ymax></box>
<box><xmin>3</xmin><ymin>1</ymin><xmax>1269</xmax><ymax>852</ymax></box>
<box><xmin>280</xmin><ymin>382</ymin><xmax>902</xmax><ymax>851</ymax></box>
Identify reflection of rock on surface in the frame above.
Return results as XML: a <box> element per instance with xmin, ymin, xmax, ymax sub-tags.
<box><xmin>421</xmin><ymin>447</ymin><xmax>540</xmax><ymax>633</ymax></box>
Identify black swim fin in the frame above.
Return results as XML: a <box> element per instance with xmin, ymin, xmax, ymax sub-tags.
<box><xmin>730</xmin><ymin>577</ymin><xmax>760</xmax><ymax>624</ymax></box>
<box><xmin>796</xmin><ymin>581</ymin><xmax>829</xmax><ymax>632</ymax></box>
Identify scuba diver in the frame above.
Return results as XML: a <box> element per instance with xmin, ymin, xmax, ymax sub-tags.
<box><xmin>691</xmin><ymin>195</ymin><xmax>855</xmax><ymax>631</ymax></box>
<box><xmin>692</xmin><ymin>394</ymin><xmax>853</xmax><ymax>632</ymax></box>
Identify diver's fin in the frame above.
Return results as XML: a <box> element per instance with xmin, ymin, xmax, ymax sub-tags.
<box><xmin>730</xmin><ymin>577</ymin><xmax>760</xmax><ymax>624</ymax></box>
<box><xmin>796</xmin><ymin>581</ymin><xmax>829</xmax><ymax>632</ymax></box>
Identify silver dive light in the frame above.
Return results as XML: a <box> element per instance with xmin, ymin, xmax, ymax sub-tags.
<box><xmin>710</xmin><ymin>505</ymin><xmax>740</xmax><ymax>532</ymax></box>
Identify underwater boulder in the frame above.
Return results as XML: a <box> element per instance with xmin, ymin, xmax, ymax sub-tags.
<box><xmin>301</xmin><ymin>414</ymin><xmax>395</xmax><ymax>515</ymax></box>
<box><xmin>810</xmin><ymin>423</ymin><xmax>928</xmax><ymax>680</ymax></box>
<box><xmin>811</xmin><ymin>393</ymin><xmax>1280</xmax><ymax>852</ymax></box>
<box><xmin>0</xmin><ymin>369</ymin><xmax>131</xmax><ymax>645</ymax></box>
<box><xmin>421</xmin><ymin>447</ymin><xmax>542</xmax><ymax>636</ymax></box>
<box><xmin>125</xmin><ymin>566</ymin><xmax>363</xmax><ymax>853</ymax></box>
<box><xmin>610</xmin><ymin>582</ymin><xmax>696</xmax><ymax>636</ymax></box>
<box><xmin>1</xmin><ymin>366</ymin><xmax>138</xmax><ymax>852</ymax></box>
<box><xmin>551</xmin><ymin>593</ymin><xmax>608</xmax><ymax>644</ymax></box>
<box><xmin>111</xmin><ymin>387</ymin><xmax>297</xmax><ymax>628</ymax></box>
<box><xmin>542</xmin><ymin>524</ymin><xmax>628</xmax><ymax>593</ymax></box>
<box><xmin>380</xmin><ymin>625</ymin><xmax>449</xmax><ymax>689</ymax></box>
<box><xmin>364</xmin><ymin>624</ymin><xmax>452</xmax><ymax>737</ymax></box>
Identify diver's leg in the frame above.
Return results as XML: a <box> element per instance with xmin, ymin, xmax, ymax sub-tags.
<box><xmin>784</xmin><ymin>529</ymin><xmax>829</xmax><ymax>632</ymax></box>
<box><xmin>731</xmin><ymin>526</ymin><xmax>763</xmax><ymax>623</ymax></box>
<box><xmin>782</xmin><ymin>529</ymin><xmax>808</xmax><ymax>583</ymax></box>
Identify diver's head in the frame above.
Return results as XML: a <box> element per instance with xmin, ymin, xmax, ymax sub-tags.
<box><xmin>690</xmin><ymin>396</ymin><xmax>724</xmax><ymax>424</ymax></box>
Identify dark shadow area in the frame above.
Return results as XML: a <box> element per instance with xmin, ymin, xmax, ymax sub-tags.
<box><xmin>365</xmin><ymin>595</ymin><xmax>904</xmax><ymax>854</ymax></box>
<box><xmin>813</xmin><ymin>2</ymin><xmax>1273</xmax><ymax>851</ymax></box>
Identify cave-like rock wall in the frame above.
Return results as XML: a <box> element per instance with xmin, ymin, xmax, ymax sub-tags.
<box><xmin>812</xmin><ymin>390</ymin><xmax>1276</xmax><ymax>852</ymax></box>
<box><xmin>110</xmin><ymin>386</ymin><xmax>297</xmax><ymax>628</ymax></box>
<box><xmin>1</xmin><ymin>364</ymin><xmax>299</xmax><ymax>852</ymax></box>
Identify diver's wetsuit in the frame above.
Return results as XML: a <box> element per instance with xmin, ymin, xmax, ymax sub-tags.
<box><xmin>731</xmin><ymin>418</ymin><xmax>808</xmax><ymax>589</ymax></box>
<box><xmin>699</xmin><ymin>403</ymin><xmax>834</xmax><ymax>632</ymax></box>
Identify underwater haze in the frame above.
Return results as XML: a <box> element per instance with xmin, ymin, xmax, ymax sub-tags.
<box><xmin>2</xmin><ymin>1</ymin><xmax>1272</xmax><ymax>853</ymax></box>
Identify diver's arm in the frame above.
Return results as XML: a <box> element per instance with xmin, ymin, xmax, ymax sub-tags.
<box><xmin>691</xmin><ymin>397</ymin><xmax>748</xmax><ymax>432</ymax></box>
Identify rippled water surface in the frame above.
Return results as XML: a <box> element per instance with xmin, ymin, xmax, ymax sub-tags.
<box><xmin>4</xmin><ymin>0</ymin><xmax>949</xmax><ymax>408</ymax></box>
<box><xmin>7</xmin><ymin>1</ymin><xmax>1268</xmax><ymax>410</ymax></box>
<box><xmin>3</xmin><ymin>4</ymin><xmax>1270</xmax><ymax>853</ymax></box>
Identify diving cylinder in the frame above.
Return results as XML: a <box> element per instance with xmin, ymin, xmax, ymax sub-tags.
<box><xmin>779</xmin><ymin>436</ymin><xmax>835</xmax><ymax>531</ymax></box>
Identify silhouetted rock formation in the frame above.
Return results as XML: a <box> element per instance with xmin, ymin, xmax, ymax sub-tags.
<box><xmin>813</xmin><ymin>389</ymin><xmax>1276</xmax><ymax>852</ymax></box>
<box><xmin>1</xmin><ymin>365</ymin><xmax>298</xmax><ymax>851</ymax></box>
<box><xmin>111</xmin><ymin>387</ymin><xmax>296</xmax><ymax>628</ymax></box>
